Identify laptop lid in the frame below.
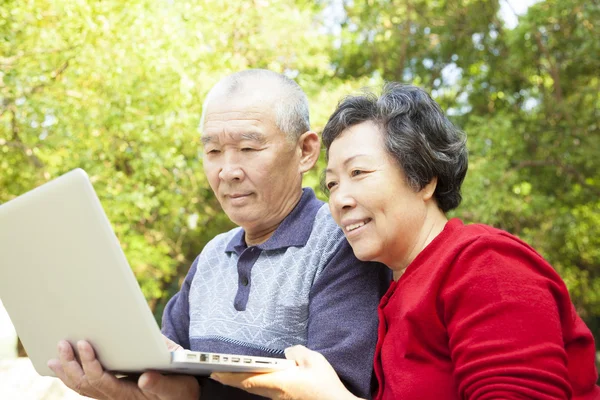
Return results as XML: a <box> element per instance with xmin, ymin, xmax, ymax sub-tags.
<box><xmin>0</xmin><ymin>169</ymin><xmax>295</xmax><ymax>376</ymax></box>
<box><xmin>0</xmin><ymin>169</ymin><xmax>183</xmax><ymax>376</ymax></box>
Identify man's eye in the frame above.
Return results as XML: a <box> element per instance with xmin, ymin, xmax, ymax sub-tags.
<box><xmin>241</xmin><ymin>148</ymin><xmax>256</xmax><ymax>152</ymax></box>
<box><xmin>206</xmin><ymin>149</ymin><xmax>221</xmax><ymax>154</ymax></box>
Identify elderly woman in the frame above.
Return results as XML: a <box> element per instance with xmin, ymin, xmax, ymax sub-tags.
<box><xmin>212</xmin><ymin>84</ymin><xmax>600</xmax><ymax>400</ymax></box>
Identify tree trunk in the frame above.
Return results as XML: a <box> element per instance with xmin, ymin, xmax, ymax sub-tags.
<box><xmin>17</xmin><ymin>337</ymin><xmax>27</xmax><ymax>357</ymax></box>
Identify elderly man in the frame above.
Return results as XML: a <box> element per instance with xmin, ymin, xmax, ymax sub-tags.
<box><xmin>48</xmin><ymin>69</ymin><xmax>390</xmax><ymax>399</ymax></box>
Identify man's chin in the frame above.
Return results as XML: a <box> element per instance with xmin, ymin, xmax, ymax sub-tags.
<box><xmin>227</xmin><ymin>212</ymin><xmax>258</xmax><ymax>227</ymax></box>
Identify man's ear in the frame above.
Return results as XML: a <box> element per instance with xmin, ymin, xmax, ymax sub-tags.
<box><xmin>296</xmin><ymin>131</ymin><xmax>321</xmax><ymax>174</ymax></box>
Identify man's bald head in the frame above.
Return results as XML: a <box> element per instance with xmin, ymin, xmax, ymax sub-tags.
<box><xmin>200</xmin><ymin>69</ymin><xmax>310</xmax><ymax>141</ymax></box>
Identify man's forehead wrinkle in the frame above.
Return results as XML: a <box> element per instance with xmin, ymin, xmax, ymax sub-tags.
<box><xmin>203</xmin><ymin>107</ymin><xmax>274</xmax><ymax>127</ymax></box>
<box><xmin>205</xmin><ymin>109</ymin><xmax>266</xmax><ymax>119</ymax></box>
<box><xmin>203</xmin><ymin>117</ymin><xmax>264</xmax><ymax>131</ymax></box>
<box><xmin>201</xmin><ymin>92</ymin><xmax>279</xmax><ymax>144</ymax></box>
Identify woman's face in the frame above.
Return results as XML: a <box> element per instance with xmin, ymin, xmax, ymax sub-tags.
<box><xmin>325</xmin><ymin>121</ymin><xmax>440</xmax><ymax>273</ymax></box>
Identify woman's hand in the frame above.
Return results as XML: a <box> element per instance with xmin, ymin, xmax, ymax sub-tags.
<box><xmin>211</xmin><ymin>345</ymin><xmax>360</xmax><ymax>400</ymax></box>
<box><xmin>163</xmin><ymin>335</ymin><xmax>184</xmax><ymax>351</ymax></box>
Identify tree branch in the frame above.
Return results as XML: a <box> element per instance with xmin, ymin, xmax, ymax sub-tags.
<box><xmin>394</xmin><ymin>0</ymin><xmax>412</xmax><ymax>80</ymax></box>
<box><xmin>0</xmin><ymin>43</ymin><xmax>81</xmax><ymax>67</ymax></box>
<box><xmin>29</xmin><ymin>60</ymin><xmax>70</xmax><ymax>96</ymax></box>
<box><xmin>1</xmin><ymin>58</ymin><xmax>72</xmax><ymax>114</ymax></box>
<box><xmin>8</xmin><ymin>109</ymin><xmax>44</xmax><ymax>169</ymax></box>
<box><xmin>533</xmin><ymin>30</ymin><xmax>563</xmax><ymax>103</ymax></box>
<box><xmin>512</xmin><ymin>159</ymin><xmax>600</xmax><ymax>196</ymax></box>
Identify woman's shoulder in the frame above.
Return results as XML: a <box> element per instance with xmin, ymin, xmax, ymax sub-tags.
<box><xmin>441</xmin><ymin>218</ymin><xmax>562</xmax><ymax>286</ymax></box>
<box><xmin>445</xmin><ymin>218</ymin><xmax>538</xmax><ymax>255</ymax></box>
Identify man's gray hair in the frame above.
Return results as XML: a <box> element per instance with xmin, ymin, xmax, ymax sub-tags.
<box><xmin>200</xmin><ymin>69</ymin><xmax>310</xmax><ymax>141</ymax></box>
<box><xmin>322</xmin><ymin>83</ymin><xmax>468</xmax><ymax>213</ymax></box>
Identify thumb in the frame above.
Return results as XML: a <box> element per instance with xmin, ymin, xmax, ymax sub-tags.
<box><xmin>139</xmin><ymin>371</ymin><xmax>199</xmax><ymax>399</ymax></box>
<box><xmin>283</xmin><ymin>345</ymin><xmax>322</xmax><ymax>368</ymax></box>
<box><xmin>162</xmin><ymin>335</ymin><xmax>184</xmax><ymax>351</ymax></box>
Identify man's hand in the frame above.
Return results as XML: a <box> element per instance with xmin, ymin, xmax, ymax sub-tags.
<box><xmin>211</xmin><ymin>345</ymin><xmax>359</xmax><ymax>400</ymax></box>
<box><xmin>47</xmin><ymin>340</ymin><xmax>200</xmax><ymax>400</ymax></box>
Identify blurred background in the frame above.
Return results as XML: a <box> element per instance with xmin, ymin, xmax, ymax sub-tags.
<box><xmin>1</xmin><ymin>0</ymin><xmax>599</xmax><ymax>381</ymax></box>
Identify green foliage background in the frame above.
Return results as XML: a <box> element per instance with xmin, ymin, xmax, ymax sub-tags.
<box><xmin>2</xmin><ymin>0</ymin><xmax>599</xmax><ymax>350</ymax></box>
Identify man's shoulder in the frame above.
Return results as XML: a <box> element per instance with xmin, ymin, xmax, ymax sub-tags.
<box><xmin>305</xmin><ymin>204</ymin><xmax>349</xmax><ymax>251</ymax></box>
<box><xmin>309</xmin><ymin>203</ymin><xmax>342</xmax><ymax>233</ymax></box>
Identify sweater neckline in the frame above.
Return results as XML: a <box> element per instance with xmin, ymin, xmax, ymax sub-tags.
<box><xmin>392</xmin><ymin>218</ymin><xmax>463</xmax><ymax>287</ymax></box>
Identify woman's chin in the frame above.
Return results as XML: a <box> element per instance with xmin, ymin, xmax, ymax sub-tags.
<box><xmin>351</xmin><ymin>246</ymin><xmax>381</xmax><ymax>264</ymax></box>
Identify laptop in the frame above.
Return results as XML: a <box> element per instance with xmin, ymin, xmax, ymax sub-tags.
<box><xmin>0</xmin><ymin>168</ymin><xmax>294</xmax><ymax>377</ymax></box>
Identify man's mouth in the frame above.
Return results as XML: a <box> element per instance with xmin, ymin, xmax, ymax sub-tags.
<box><xmin>228</xmin><ymin>193</ymin><xmax>251</xmax><ymax>199</ymax></box>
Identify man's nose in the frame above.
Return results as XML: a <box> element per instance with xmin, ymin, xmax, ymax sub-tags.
<box><xmin>218</xmin><ymin>156</ymin><xmax>244</xmax><ymax>182</ymax></box>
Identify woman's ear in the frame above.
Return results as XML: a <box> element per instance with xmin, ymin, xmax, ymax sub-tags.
<box><xmin>422</xmin><ymin>177</ymin><xmax>438</xmax><ymax>201</ymax></box>
<box><xmin>297</xmin><ymin>131</ymin><xmax>321</xmax><ymax>174</ymax></box>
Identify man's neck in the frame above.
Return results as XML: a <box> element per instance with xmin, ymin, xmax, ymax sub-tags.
<box><xmin>244</xmin><ymin>225</ymin><xmax>280</xmax><ymax>246</ymax></box>
<box><xmin>243</xmin><ymin>190</ymin><xmax>304</xmax><ymax>246</ymax></box>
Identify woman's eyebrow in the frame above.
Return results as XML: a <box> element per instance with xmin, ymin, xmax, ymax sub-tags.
<box><xmin>325</xmin><ymin>154</ymin><xmax>371</xmax><ymax>174</ymax></box>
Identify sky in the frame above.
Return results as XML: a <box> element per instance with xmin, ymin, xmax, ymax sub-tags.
<box><xmin>499</xmin><ymin>0</ymin><xmax>544</xmax><ymax>29</ymax></box>
<box><xmin>322</xmin><ymin>0</ymin><xmax>544</xmax><ymax>36</ymax></box>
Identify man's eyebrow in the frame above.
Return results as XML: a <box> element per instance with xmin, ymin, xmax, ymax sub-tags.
<box><xmin>201</xmin><ymin>135</ymin><xmax>216</xmax><ymax>145</ymax></box>
<box><xmin>239</xmin><ymin>131</ymin><xmax>267</xmax><ymax>144</ymax></box>
<box><xmin>325</xmin><ymin>154</ymin><xmax>370</xmax><ymax>175</ymax></box>
<box><xmin>200</xmin><ymin>132</ymin><xmax>267</xmax><ymax>145</ymax></box>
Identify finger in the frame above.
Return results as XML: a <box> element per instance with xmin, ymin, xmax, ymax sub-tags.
<box><xmin>162</xmin><ymin>335</ymin><xmax>183</xmax><ymax>351</ymax></box>
<box><xmin>78</xmin><ymin>340</ymin><xmax>104</xmax><ymax>378</ymax></box>
<box><xmin>212</xmin><ymin>371</ymin><xmax>302</xmax><ymax>400</ymax></box>
<box><xmin>284</xmin><ymin>345</ymin><xmax>320</xmax><ymax>367</ymax></box>
<box><xmin>47</xmin><ymin>358</ymin><xmax>69</xmax><ymax>383</ymax></box>
<box><xmin>78</xmin><ymin>341</ymin><xmax>131</xmax><ymax>398</ymax></box>
<box><xmin>56</xmin><ymin>341</ymin><xmax>107</xmax><ymax>398</ymax></box>
<box><xmin>48</xmin><ymin>356</ymin><xmax>88</xmax><ymax>397</ymax></box>
<box><xmin>210</xmin><ymin>372</ymin><xmax>259</xmax><ymax>388</ymax></box>
<box><xmin>211</xmin><ymin>371</ymin><xmax>286</xmax><ymax>395</ymax></box>
<box><xmin>139</xmin><ymin>371</ymin><xmax>200</xmax><ymax>399</ymax></box>
<box><xmin>57</xmin><ymin>341</ymin><xmax>86</xmax><ymax>391</ymax></box>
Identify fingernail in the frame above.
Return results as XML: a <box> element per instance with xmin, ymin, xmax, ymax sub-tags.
<box><xmin>138</xmin><ymin>374</ymin><xmax>150</xmax><ymax>390</ymax></box>
<box><xmin>58</xmin><ymin>341</ymin><xmax>68</xmax><ymax>354</ymax></box>
<box><xmin>209</xmin><ymin>373</ymin><xmax>221</xmax><ymax>382</ymax></box>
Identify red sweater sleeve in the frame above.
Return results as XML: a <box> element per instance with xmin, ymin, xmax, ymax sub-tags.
<box><xmin>440</xmin><ymin>235</ymin><xmax>580</xmax><ymax>399</ymax></box>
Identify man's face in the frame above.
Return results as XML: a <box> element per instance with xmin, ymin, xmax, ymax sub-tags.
<box><xmin>201</xmin><ymin>94</ymin><xmax>304</xmax><ymax>236</ymax></box>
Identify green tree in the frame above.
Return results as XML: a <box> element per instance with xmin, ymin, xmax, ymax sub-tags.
<box><xmin>0</xmin><ymin>0</ymin><xmax>338</xmax><ymax>321</ymax></box>
<box><xmin>2</xmin><ymin>0</ymin><xmax>598</xmax><ymax>356</ymax></box>
<box><xmin>333</xmin><ymin>0</ymin><xmax>600</xmax><ymax>338</ymax></box>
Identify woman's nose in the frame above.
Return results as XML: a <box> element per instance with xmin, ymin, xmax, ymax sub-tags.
<box><xmin>330</xmin><ymin>185</ymin><xmax>357</xmax><ymax>211</ymax></box>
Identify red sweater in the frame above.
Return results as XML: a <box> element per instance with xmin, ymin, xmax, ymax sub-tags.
<box><xmin>373</xmin><ymin>219</ymin><xmax>600</xmax><ymax>400</ymax></box>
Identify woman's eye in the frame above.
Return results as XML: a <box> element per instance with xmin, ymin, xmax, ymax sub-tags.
<box><xmin>206</xmin><ymin>149</ymin><xmax>221</xmax><ymax>155</ymax></box>
<box><xmin>351</xmin><ymin>170</ymin><xmax>364</xmax><ymax>177</ymax></box>
<box><xmin>326</xmin><ymin>181</ymin><xmax>337</xmax><ymax>190</ymax></box>
<box><xmin>241</xmin><ymin>148</ymin><xmax>256</xmax><ymax>152</ymax></box>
